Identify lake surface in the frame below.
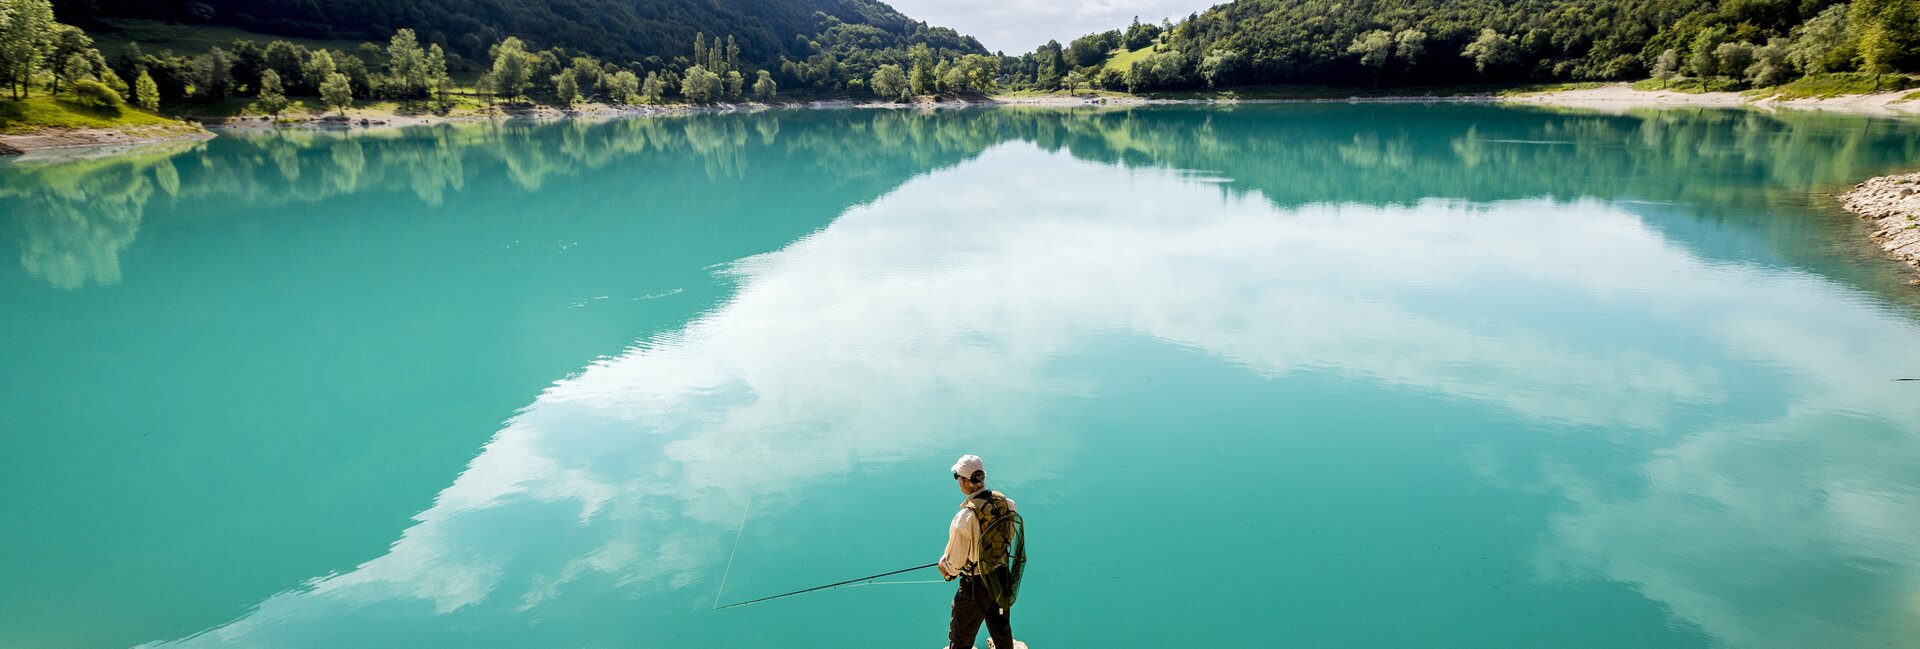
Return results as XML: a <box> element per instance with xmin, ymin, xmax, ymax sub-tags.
<box><xmin>5</xmin><ymin>104</ymin><xmax>1920</xmax><ymax>649</ymax></box>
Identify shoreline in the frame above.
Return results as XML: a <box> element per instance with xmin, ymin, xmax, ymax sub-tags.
<box><xmin>5</xmin><ymin>82</ymin><xmax>1917</xmax><ymax>156</ymax></box>
<box><xmin>1504</xmin><ymin>82</ymin><xmax>1920</xmax><ymax>115</ymax></box>
<box><xmin>1840</xmin><ymin>174</ymin><xmax>1920</xmax><ymax>284</ymax></box>
<box><xmin>0</xmin><ymin>123</ymin><xmax>211</xmax><ymax>156</ymax></box>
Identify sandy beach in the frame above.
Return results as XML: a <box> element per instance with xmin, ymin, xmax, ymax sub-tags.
<box><xmin>1507</xmin><ymin>82</ymin><xmax>1920</xmax><ymax>115</ymax></box>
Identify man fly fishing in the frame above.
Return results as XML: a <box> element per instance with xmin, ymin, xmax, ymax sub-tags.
<box><xmin>714</xmin><ymin>454</ymin><xmax>1025</xmax><ymax>636</ymax></box>
<box><xmin>940</xmin><ymin>455</ymin><xmax>1026</xmax><ymax>649</ymax></box>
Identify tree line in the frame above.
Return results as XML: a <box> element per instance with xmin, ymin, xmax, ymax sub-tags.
<box><xmin>48</xmin><ymin>0</ymin><xmax>985</xmax><ymax>73</ymax></box>
<box><xmin>1</xmin><ymin>0</ymin><xmax>137</xmax><ymax>107</ymax></box>
<box><xmin>1013</xmin><ymin>0</ymin><xmax>1918</xmax><ymax>91</ymax></box>
<box><xmin>8</xmin><ymin>0</ymin><xmax>1013</xmax><ymax>117</ymax></box>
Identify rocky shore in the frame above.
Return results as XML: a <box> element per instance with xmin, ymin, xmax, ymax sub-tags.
<box><xmin>1840</xmin><ymin>173</ymin><xmax>1920</xmax><ymax>282</ymax></box>
<box><xmin>0</xmin><ymin>123</ymin><xmax>209</xmax><ymax>156</ymax></box>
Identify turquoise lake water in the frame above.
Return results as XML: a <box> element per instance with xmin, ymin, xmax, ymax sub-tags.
<box><xmin>4</xmin><ymin>105</ymin><xmax>1920</xmax><ymax>649</ymax></box>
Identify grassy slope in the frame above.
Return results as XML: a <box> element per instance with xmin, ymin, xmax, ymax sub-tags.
<box><xmin>0</xmin><ymin>96</ymin><xmax>182</xmax><ymax>133</ymax></box>
<box><xmin>1101</xmin><ymin>42</ymin><xmax>1159</xmax><ymax>75</ymax></box>
<box><xmin>1750</xmin><ymin>73</ymin><xmax>1919</xmax><ymax>99</ymax></box>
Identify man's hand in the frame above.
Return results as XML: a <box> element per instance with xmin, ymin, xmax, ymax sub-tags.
<box><xmin>938</xmin><ymin>564</ymin><xmax>953</xmax><ymax>580</ymax></box>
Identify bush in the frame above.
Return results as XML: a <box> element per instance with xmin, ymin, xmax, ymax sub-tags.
<box><xmin>72</xmin><ymin>79</ymin><xmax>124</xmax><ymax>108</ymax></box>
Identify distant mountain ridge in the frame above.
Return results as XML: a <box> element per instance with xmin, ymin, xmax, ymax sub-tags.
<box><xmin>51</xmin><ymin>0</ymin><xmax>987</xmax><ymax>67</ymax></box>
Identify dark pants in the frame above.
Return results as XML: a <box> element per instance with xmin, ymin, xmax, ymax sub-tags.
<box><xmin>949</xmin><ymin>574</ymin><xmax>1014</xmax><ymax>649</ymax></box>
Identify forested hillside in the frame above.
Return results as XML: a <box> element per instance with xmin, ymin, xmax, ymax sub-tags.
<box><xmin>50</xmin><ymin>0</ymin><xmax>984</xmax><ymax>69</ymax></box>
<box><xmin>1016</xmin><ymin>0</ymin><xmax>1920</xmax><ymax>91</ymax></box>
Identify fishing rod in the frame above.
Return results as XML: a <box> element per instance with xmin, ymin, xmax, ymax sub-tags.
<box><xmin>715</xmin><ymin>562</ymin><xmax>940</xmax><ymax>610</ymax></box>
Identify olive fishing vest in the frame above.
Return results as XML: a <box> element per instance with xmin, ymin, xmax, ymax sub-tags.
<box><xmin>968</xmin><ymin>489</ymin><xmax>1026</xmax><ymax>608</ymax></box>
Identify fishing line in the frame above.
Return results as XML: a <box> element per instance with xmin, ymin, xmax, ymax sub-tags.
<box><xmin>711</xmin><ymin>492</ymin><xmax>753</xmax><ymax>610</ymax></box>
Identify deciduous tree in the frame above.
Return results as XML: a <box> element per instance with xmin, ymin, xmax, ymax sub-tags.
<box><xmin>254</xmin><ymin>68</ymin><xmax>288</xmax><ymax>116</ymax></box>
<box><xmin>870</xmin><ymin>63</ymin><xmax>909</xmax><ymax>101</ymax></box>
<box><xmin>133</xmin><ymin>69</ymin><xmax>159</xmax><ymax>109</ymax></box>
<box><xmin>0</xmin><ymin>0</ymin><xmax>55</xmax><ymax>99</ymax></box>
<box><xmin>319</xmin><ymin>71</ymin><xmax>352</xmax><ymax>114</ymax></box>
<box><xmin>1462</xmin><ymin>29</ymin><xmax>1517</xmax><ymax>76</ymax></box>
<box><xmin>490</xmin><ymin>37</ymin><xmax>533</xmax><ymax>99</ymax></box>
<box><xmin>752</xmin><ymin>69</ymin><xmax>776</xmax><ymax>100</ymax></box>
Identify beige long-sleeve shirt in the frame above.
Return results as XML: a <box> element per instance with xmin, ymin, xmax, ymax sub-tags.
<box><xmin>939</xmin><ymin>487</ymin><xmax>1017</xmax><ymax>577</ymax></box>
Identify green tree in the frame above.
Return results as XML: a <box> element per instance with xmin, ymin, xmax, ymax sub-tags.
<box><xmin>1462</xmin><ymin>29</ymin><xmax>1517</xmax><ymax>76</ymax></box>
<box><xmin>1199</xmin><ymin>49</ymin><xmax>1242</xmax><ymax>87</ymax></box>
<box><xmin>724</xmin><ymin>69</ymin><xmax>744</xmax><ymax>99</ymax></box>
<box><xmin>908</xmin><ymin>43</ymin><xmax>936</xmax><ymax>95</ymax></box>
<box><xmin>1123</xmin><ymin>17</ymin><xmax>1159</xmax><ymax>50</ymax></box>
<box><xmin>133</xmin><ymin>69</ymin><xmax>159</xmax><ymax>110</ymax></box>
<box><xmin>1714</xmin><ymin>41</ymin><xmax>1755</xmax><ymax>85</ymax></box>
<box><xmin>58</xmin><ymin>51</ymin><xmax>91</xmax><ymax>93</ymax></box>
<box><xmin>386</xmin><ymin>28</ymin><xmax>427</xmax><ymax>99</ymax></box>
<box><xmin>490</xmin><ymin>37</ymin><xmax>533</xmax><ymax>99</ymax></box>
<box><xmin>424</xmin><ymin>44</ymin><xmax>452</xmax><ymax>111</ymax></box>
<box><xmin>1786</xmin><ymin>5</ymin><xmax>1853</xmax><ymax>74</ymax></box>
<box><xmin>640</xmin><ymin>71</ymin><xmax>667</xmax><ymax>103</ymax></box>
<box><xmin>46</xmin><ymin>23</ymin><xmax>93</xmax><ymax>93</ymax></box>
<box><xmin>752</xmin><ymin>69</ymin><xmax>776</xmax><ymax>100</ymax></box>
<box><xmin>679</xmin><ymin>64</ymin><xmax>721</xmax><ymax>102</ymax></box>
<box><xmin>1747</xmin><ymin>37</ymin><xmax>1793</xmax><ymax>87</ymax></box>
<box><xmin>195</xmin><ymin>46</ymin><xmax>234</xmax><ymax>99</ymax></box>
<box><xmin>1849</xmin><ymin>0</ymin><xmax>1919</xmax><ymax>84</ymax></box>
<box><xmin>552</xmin><ymin>69</ymin><xmax>579</xmax><ymax>106</ymax></box>
<box><xmin>960</xmin><ymin>54</ymin><xmax>999</xmax><ymax>92</ymax></box>
<box><xmin>1856</xmin><ymin>22</ymin><xmax>1898</xmax><ymax>85</ymax></box>
<box><xmin>1393</xmin><ymin>29</ymin><xmax>1427</xmax><ymax>69</ymax></box>
<box><xmin>100</xmin><ymin>67</ymin><xmax>127</xmax><ymax>97</ymax></box>
<box><xmin>262</xmin><ymin>40</ymin><xmax>309</xmax><ymax>92</ymax></box>
<box><xmin>870</xmin><ymin>63</ymin><xmax>909</xmax><ymax>101</ymax></box>
<box><xmin>607</xmin><ymin>69</ymin><xmax>640</xmax><ymax>103</ymax></box>
<box><xmin>336</xmin><ymin>52</ymin><xmax>375</xmax><ymax>98</ymax></box>
<box><xmin>1061</xmin><ymin>69</ymin><xmax>1086</xmax><ymax>92</ymax></box>
<box><xmin>1042</xmin><ymin>40</ymin><xmax>1067</xmax><ymax>87</ymax></box>
<box><xmin>228</xmin><ymin>38</ymin><xmax>264</xmax><ymax>90</ymax></box>
<box><xmin>1688</xmin><ymin>27</ymin><xmax>1728</xmax><ymax>82</ymax></box>
<box><xmin>1347</xmin><ymin>30</ymin><xmax>1393</xmax><ymax>86</ymax></box>
<box><xmin>319</xmin><ymin>71</ymin><xmax>352</xmax><ymax>114</ymax></box>
<box><xmin>0</xmin><ymin>0</ymin><xmax>55</xmax><ymax>99</ymax></box>
<box><xmin>302</xmin><ymin>49</ymin><xmax>336</xmax><ymax>92</ymax></box>
<box><xmin>567</xmin><ymin>57</ymin><xmax>604</xmax><ymax>99</ymax></box>
<box><xmin>254</xmin><ymin>68</ymin><xmax>288</xmax><ymax>116</ymax></box>
<box><xmin>1651</xmin><ymin>48</ymin><xmax>1681</xmax><ymax>80</ymax></box>
<box><xmin>1125</xmin><ymin>49</ymin><xmax>1188</xmax><ymax>91</ymax></box>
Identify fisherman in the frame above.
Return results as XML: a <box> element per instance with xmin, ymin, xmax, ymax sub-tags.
<box><xmin>939</xmin><ymin>454</ymin><xmax>1018</xmax><ymax>649</ymax></box>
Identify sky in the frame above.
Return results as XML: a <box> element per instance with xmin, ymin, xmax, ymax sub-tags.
<box><xmin>882</xmin><ymin>0</ymin><xmax>1217</xmax><ymax>54</ymax></box>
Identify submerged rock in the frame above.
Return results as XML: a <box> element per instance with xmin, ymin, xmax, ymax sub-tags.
<box><xmin>941</xmin><ymin>642</ymin><xmax>1027</xmax><ymax>649</ymax></box>
<box><xmin>1841</xmin><ymin>173</ymin><xmax>1920</xmax><ymax>278</ymax></box>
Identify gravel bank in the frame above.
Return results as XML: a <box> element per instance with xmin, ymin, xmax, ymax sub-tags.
<box><xmin>1841</xmin><ymin>173</ymin><xmax>1920</xmax><ymax>282</ymax></box>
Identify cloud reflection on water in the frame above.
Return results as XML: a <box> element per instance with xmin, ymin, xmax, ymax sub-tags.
<box><xmin>137</xmin><ymin>142</ymin><xmax>1920</xmax><ymax>648</ymax></box>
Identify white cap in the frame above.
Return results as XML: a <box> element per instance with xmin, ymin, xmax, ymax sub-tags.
<box><xmin>951</xmin><ymin>454</ymin><xmax>985</xmax><ymax>479</ymax></box>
